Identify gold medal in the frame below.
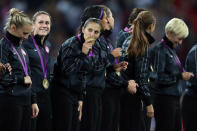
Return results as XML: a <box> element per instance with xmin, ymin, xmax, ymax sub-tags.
<box><xmin>42</xmin><ymin>79</ymin><xmax>49</xmax><ymax>89</ymax></box>
<box><xmin>116</xmin><ymin>71</ymin><xmax>120</xmax><ymax>76</ymax></box>
<box><xmin>86</xmin><ymin>37</ymin><xmax>96</xmax><ymax>45</ymax></box>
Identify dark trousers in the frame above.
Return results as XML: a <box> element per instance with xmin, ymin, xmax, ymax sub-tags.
<box><xmin>153</xmin><ymin>94</ymin><xmax>181</xmax><ymax>131</ymax></box>
<box><xmin>31</xmin><ymin>93</ymin><xmax>52</xmax><ymax>131</ymax></box>
<box><xmin>101</xmin><ymin>88</ymin><xmax>121</xmax><ymax>131</ymax></box>
<box><xmin>182</xmin><ymin>94</ymin><xmax>197</xmax><ymax>131</ymax></box>
<box><xmin>141</xmin><ymin>104</ymin><xmax>152</xmax><ymax>131</ymax></box>
<box><xmin>80</xmin><ymin>87</ymin><xmax>103</xmax><ymax>131</ymax></box>
<box><xmin>119</xmin><ymin>92</ymin><xmax>142</xmax><ymax>131</ymax></box>
<box><xmin>0</xmin><ymin>101</ymin><xmax>31</xmax><ymax>131</ymax></box>
<box><xmin>51</xmin><ymin>88</ymin><xmax>79</xmax><ymax>131</ymax></box>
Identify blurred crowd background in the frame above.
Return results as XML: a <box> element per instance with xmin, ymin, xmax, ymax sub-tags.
<box><xmin>1</xmin><ymin>0</ymin><xmax>197</xmax><ymax>63</ymax></box>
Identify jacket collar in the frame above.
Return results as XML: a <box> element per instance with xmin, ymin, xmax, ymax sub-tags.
<box><xmin>33</xmin><ymin>34</ymin><xmax>49</xmax><ymax>46</ymax></box>
<box><xmin>145</xmin><ymin>32</ymin><xmax>155</xmax><ymax>45</ymax></box>
<box><xmin>6</xmin><ymin>31</ymin><xmax>21</xmax><ymax>46</ymax></box>
<box><xmin>163</xmin><ymin>35</ymin><xmax>173</xmax><ymax>49</ymax></box>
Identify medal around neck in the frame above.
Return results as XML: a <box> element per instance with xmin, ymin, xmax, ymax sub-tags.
<box><xmin>42</xmin><ymin>78</ymin><xmax>49</xmax><ymax>89</ymax></box>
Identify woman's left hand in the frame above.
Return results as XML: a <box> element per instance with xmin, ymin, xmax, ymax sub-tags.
<box><xmin>32</xmin><ymin>103</ymin><xmax>39</xmax><ymax>118</ymax></box>
<box><xmin>114</xmin><ymin>61</ymin><xmax>128</xmax><ymax>72</ymax></box>
<box><xmin>78</xmin><ymin>101</ymin><xmax>83</xmax><ymax>121</ymax></box>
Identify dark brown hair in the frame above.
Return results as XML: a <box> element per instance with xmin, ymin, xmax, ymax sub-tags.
<box><xmin>127</xmin><ymin>11</ymin><xmax>155</xmax><ymax>57</ymax></box>
<box><xmin>128</xmin><ymin>8</ymin><xmax>147</xmax><ymax>25</ymax></box>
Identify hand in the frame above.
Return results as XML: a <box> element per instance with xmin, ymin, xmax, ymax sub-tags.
<box><xmin>114</xmin><ymin>61</ymin><xmax>128</xmax><ymax>72</ymax></box>
<box><xmin>82</xmin><ymin>41</ymin><xmax>93</xmax><ymax>55</ymax></box>
<box><xmin>127</xmin><ymin>80</ymin><xmax>138</xmax><ymax>94</ymax></box>
<box><xmin>78</xmin><ymin>101</ymin><xmax>83</xmax><ymax>121</ymax></box>
<box><xmin>111</xmin><ymin>48</ymin><xmax>122</xmax><ymax>58</ymax></box>
<box><xmin>0</xmin><ymin>62</ymin><xmax>6</xmax><ymax>75</ymax></box>
<box><xmin>121</xmin><ymin>61</ymin><xmax>128</xmax><ymax>70</ymax></box>
<box><xmin>32</xmin><ymin>103</ymin><xmax>39</xmax><ymax>118</ymax></box>
<box><xmin>5</xmin><ymin>63</ymin><xmax>12</xmax><ymax>75</ymax></box>
<box><xmin>146</xmin><ymin>104</ymin><xmax>154</xmax><ymax>118</ymax></box>
<box><xmin>24</xmin><ymin>76</ymin><xmax>32</xmax><ymax>87</ymax></box>
<box><xmin>182</xmin><ymin>72</ymin><xmax>194</xmax><ymax>81</ymax></box>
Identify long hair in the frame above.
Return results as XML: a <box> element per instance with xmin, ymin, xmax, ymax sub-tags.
<box><xmin>127</xmin><ymin>11</ymin><xmax>155</xmax><ymax>57</ymax></box>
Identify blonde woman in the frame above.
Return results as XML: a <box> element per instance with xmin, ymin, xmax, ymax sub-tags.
<box><xmin>151</xmin><ymin>18</ymin><xmax>193</xmax><ymax>131</ymax></box>
<box><xmin>0</xmin><ymin>8</ymin><xmax>38</xmax><ymax>131</ymax></box>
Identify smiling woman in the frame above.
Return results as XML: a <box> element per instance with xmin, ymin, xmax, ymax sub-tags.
<box><xmin>32</xmin><ymin>11</ymin><xmax>51</xmax><ymax>37</ymax></box>
<box><xmin>22</xmin><ymin>11</ymin><xmax>53</xmax><ymax>131</ymax></box>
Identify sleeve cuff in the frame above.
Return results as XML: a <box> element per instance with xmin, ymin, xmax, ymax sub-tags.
<box><xmin>16</xmin><ymin>75</ymin><xmax>24</xmax><ymax>84</ymax></box>
<box><xmin>79</xmin><ymin>52</ymin><xmax>87</xmax><ymax>58</ymax></box>
<box><xmin>122</xmin><ymin>80</ymin><xmax>129</xmax><ymax>88</ymax></box>
<box><xmin>31</xmin><ymin>93</ymin><xmax>37</xmax><ymax>104</ymax></box>
<box><xmin>143</xmin><ymin>96</ymin><xmax>152</xmax><ymax>106</ymax></box>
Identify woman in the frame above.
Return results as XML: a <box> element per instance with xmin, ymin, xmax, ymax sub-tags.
<box><xmin>121</xmin><ymin>11</ymin><xmax>156</xmax><ymax>131</ymax></box>
<box><xmin>23</xmin><ymin>11</ymin><xmax>52</xmax><ymax>131</ymax></box>
<box><xmin>51</xmin><ymin>18</ymin><xmax>103</xmax><ymax>131</ymax></box>
<box><xmin>0</xmin><ymin>8</ymin><xmax>38</xmax><ymax>131</ymax></box>
<box><xmin>183</xmin><ymin>42</ymin><xmax>197</xmax><ymax>131</ymax></box>
<box><xmin>79</xmin><ymin>5</ymin><xmax>137</xmax><ymax>131</ymax></box>
<box><xmin>98</xmin><ymin>5</ymin><xmax>138</xmax><ymax>131</ymax></box>
<box><xmin>151</xmin><ymin>18</ymin><xmax>193</xmax><ymax>131</ymax></box>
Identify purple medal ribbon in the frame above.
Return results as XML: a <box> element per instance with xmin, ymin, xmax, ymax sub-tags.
<box><xmin>161</xmin><ymin>39</ymin><xmax>186</xmax><ymax>72</ymax></box>
<box><xmin>103</xmin><ymin>37</ymin><xmax>118</xmax><ymax>64</ymax></box>
<box><xmin>77</xmin><ymin>33</ymin><xmax>81</xmax><ymax>41</ymax></box>
<box><xmin>77</xmin><ymin>33</ymin><xmax>94</xmax><ymax>57</ymax></box>
<box><xmin>31</xmin><ymin>35</ymin><xmax>48</xmax><ymax>78</ymax></box>
<box><xmin>99</xmin><ymin>9</ymin><xmax>103</xmax><ymax>19</ymax></box>
<box><xmin>3</xmin><ymin>34</ymin><xmax>29</xmax><ymax>76</ymax></box>
<box><xmin>124</xmin><ymin>27</ymin><xmax>130</xmax><ymax>32</ymax></box>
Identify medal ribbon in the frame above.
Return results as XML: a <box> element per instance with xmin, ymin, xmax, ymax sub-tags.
<box><xmin>161</xmin><ymin>39</ymin><xmax>186</xmax><ymax>72</ymax></box>
<box><xmin>124</xmin><ymin>27</ymin><xmax>130</xmax><ymax>32</ymax></box>
<box><xmin>31</xmin><ymin>35</ymin><xmax>48</xmax><ymax>78</ymax></box>
<box><xmin>2</xmin><ymin>34</ymin><xmax>28</xmax><ymax>76</ymax></box>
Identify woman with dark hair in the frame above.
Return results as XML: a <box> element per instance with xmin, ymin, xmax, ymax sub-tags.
<box><xmin>183</xmin><ymin>42</ymin><xmax>197</xmax><ymax>131</ymax></box>
<box><xmin>79</xmin><ymin>5</ymin><xmax>137</xmax><ymax>131</ymax></box>
<box><xmin>23</xmin><ymin>11</ymin><xmax>52</xmax><ymax>131</ymax></box>
<box><xmin>98</xmin><ymin>5</ymin><xmax>138</xmax><ymax>131</ymax></box>
<box><xmin>121</xmin><ymin>11</ymin><xmax>156</xmax><ymax>131</ymax></box>
<box><xmin>51</xmin><ymin>18</ymin><xmax>103</xmax><ymax>131</ymax></box>
<box><xmin>116</xmin><ymin>8</ymin><xmax>146</xmax><ymax>48</ymax></box>
<box><xmin>0</xmin><ymin>8</ymin><xmax>37</xmax><ymax>131</ymax></box>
